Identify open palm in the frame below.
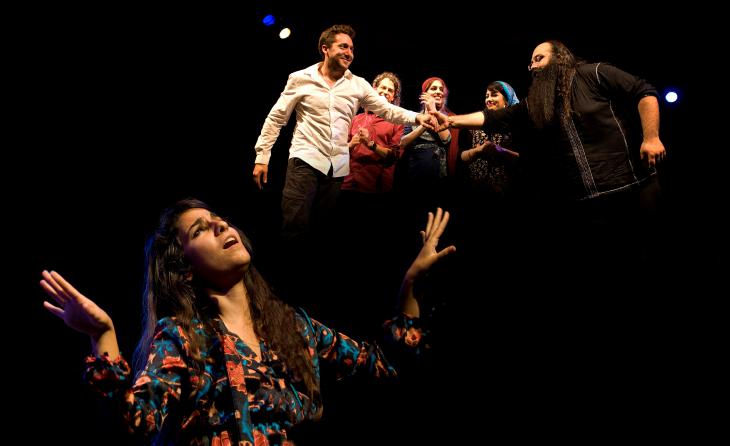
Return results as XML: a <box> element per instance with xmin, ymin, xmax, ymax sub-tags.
<box><xmin>408</xmin><ymin>208</ymin><xmax>456</xmax><ymax>279</ymax></box>
<box><xmin>40</xmin><ymin>270</ymin><xmax>114</xmax><ymax>338</ymax></box>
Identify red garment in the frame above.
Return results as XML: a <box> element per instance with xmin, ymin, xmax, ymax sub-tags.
<box><xmin>445</xmin><ymin>111</ymin><xmax>461</xmax><ymax>177</ymax></box>
<box><xmin>342</xmin><ymin>112</ymin><xmax>404</xmax><ymax>193</ymax></box>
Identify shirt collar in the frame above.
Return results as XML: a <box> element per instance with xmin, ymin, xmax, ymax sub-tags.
<box><xmin>304</xmin><ymin>62</ymin><xmax>352</xmax><ymax>80</ymax></box>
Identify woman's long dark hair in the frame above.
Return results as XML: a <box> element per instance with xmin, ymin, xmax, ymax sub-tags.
<box><xmin>133</xmin><ymin>198</ymin><xmax>320</xmax><ymax>407</ymax></box>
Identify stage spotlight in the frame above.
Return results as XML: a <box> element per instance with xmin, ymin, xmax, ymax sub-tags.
<box><xmin>279</xmin><ymin>27</ymin><xmax>291</xmax><ymax>39</ymax></box>
<box><xmin>664</xmin><ymin>91</ymin><xmax>678</xmax><ymax>103</ymax></box>
<box><xmin>262</xmin><ymin>15</ymin><xmax>275</xmax><ymax>26</ymax></box>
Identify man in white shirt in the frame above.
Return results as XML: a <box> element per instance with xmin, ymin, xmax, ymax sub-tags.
<box><xmin>253</xmin><ymin>24</ymin><xmax>432</xmax><ymax>242</ymax></box>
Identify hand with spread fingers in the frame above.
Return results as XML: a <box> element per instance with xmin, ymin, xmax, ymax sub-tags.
<box><xmin>408</xmin><ymin>208</ymin><xmax>456</xmax><ymax>280</ymax></box>
<box><xmin>399</xmin><ymin>208</ymin><xmax>456</xmax><ymax>317</ymax></box>
<box><xmin>40</xmin><ymin>270</ymin><xmax>119</xmax><ymax>357</ymax></box>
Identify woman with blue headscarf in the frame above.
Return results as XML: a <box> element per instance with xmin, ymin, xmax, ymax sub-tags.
<box><xmin>456</xmin><ymin>80</ymin><xmax>522</xmax><ymax>271</ymax></box>
<box><xmin>459</xmin><ymin>81</ymin><xmax>521</xmax><ymax>195</ymax></box>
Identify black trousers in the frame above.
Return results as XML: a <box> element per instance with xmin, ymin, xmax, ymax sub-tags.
<box><xmin>280</xmin><ymin>157</ymin><xmax>343</xmax><ymax>242</ymax></box>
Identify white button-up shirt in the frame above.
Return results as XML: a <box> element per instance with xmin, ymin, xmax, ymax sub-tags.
<box><xmin>254</xmin><ymin>63</ymin><xmax>418</xmax><ymax>177</ymax></box>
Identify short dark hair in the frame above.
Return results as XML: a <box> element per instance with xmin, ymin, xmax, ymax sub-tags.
<box><xmin>318</xmin><ymin>24</ymin><xmax>355</xmax><ymax>58</ymax></box>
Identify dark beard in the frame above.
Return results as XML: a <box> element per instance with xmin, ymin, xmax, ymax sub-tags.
<box><xmin>527</xmin><ymin>63</ymin><xmax>560</xmax><ymax>129</ymax></box>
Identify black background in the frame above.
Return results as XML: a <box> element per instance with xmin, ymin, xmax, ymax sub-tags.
<box><xmin>19</xmin><ymin>3</ymin><xmax>719</xmax><ymax>444</ymax></box>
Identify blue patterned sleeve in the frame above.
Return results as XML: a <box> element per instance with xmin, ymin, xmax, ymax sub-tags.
<box><xmin>299</xmin><ymin>313</ymin><xmax>396</xmax><ymax>380</ymax></box>
<box><xmin>84</xmin><ymin>317</ymin><xmax>189</xmax><ymax>437</ymax></box>
<box><xmin>382</xmin><ymin>312</ymin><xmax>429</xmax><ymax>356</ymax></box>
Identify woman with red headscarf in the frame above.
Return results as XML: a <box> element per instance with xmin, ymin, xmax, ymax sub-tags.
<box><xmin>397</xmin><ymin>77</ymin><xmax>460</xmax><ymax>222</ymax></box>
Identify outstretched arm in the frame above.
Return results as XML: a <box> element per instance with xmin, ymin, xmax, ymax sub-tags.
<box><xmin>398</xmin><ymin>208</ymin><xmax>456</xmax><ymax>317</ymax></box>
<box><xmin>40</xmin><ymin>270</ymin><xmax>120</xmax><ymax>359</ymax></box>
<box><xmin>433</xmin><ymin>111</ymin><xmax>486</xmax><ymax>132</ymax></box>
<box><xmin>638</xmin><ymin>95</ymin><xmax>666</xmax><ymax>168</ymax></box>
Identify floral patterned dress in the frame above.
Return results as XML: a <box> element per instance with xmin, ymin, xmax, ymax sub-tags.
<box><xmin>85</xmin><ymin>312</ymin><xmax>422</xmax><ymax>445</ymax></box>
<box><xmin>464</xmin><ymin>129</ymin><xmax>515</xmax><ymax>196</ymax></box>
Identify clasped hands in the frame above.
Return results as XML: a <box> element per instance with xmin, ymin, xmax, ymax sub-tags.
<box><xmin>350</xmin><ymin>128</ymin><xmax>375</xmax><ymax>149</ymax></box>
<box><xmin>417</xmin><ymin>110</ymin><xmax>451</xmax><ymax>133</ymax></box>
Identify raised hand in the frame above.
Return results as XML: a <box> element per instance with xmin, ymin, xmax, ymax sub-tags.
<box><xmin>399</xmin><ymin>208</ymin><xmax>456</xmax><ymax>317</ymax></box>
<box><xmin>406</xmin><ymin>208</ymin><xmax>456</xmax><ymax>281</ymax></box>
<box><xmin>419</xmin><ymin>93</ymin><xmax>437</xmax><ymax>113</ymax></box>
<box><xmin>41</xmin><ymin>270</ymin><xmax>114</xmax><ymax>339</ymax></box>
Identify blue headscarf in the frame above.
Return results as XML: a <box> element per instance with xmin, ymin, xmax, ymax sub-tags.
<box><xmin>493</xmin><ymin>80</ymin><xmax>520</xmax><ymax>106</ymax></box>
